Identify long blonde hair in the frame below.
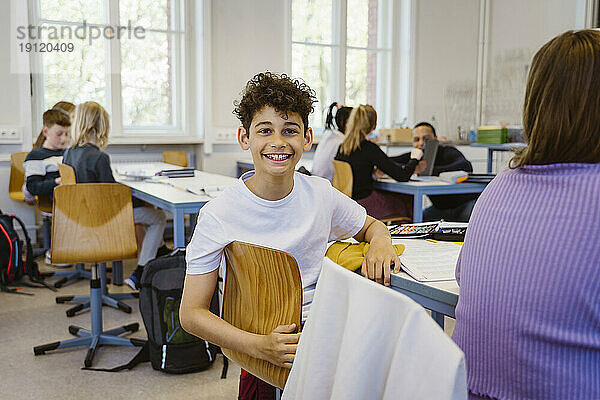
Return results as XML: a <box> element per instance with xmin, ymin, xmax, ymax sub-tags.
<box><xmin>71</xmin><ymin>102</ymin><xmax>110</xmax><ymax>149</ymax></box>
<box><xmin>339</xmin><ymin>104</ymin><xmax>377</xmax><ymax>155</ymax></box>
<box><xmin>33</xmin><ymin>101</ymin><xmax>75</xmax><ymax>149</ymax></box>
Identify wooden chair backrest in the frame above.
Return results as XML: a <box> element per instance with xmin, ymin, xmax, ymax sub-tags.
<box><xmin>163</xmin><ymin>151</ymin><xmax>188</xmax><ymax>167</ymax></box>
<box><xmin>332</xmin><ymin>160</ymin><xmax>353</xmax><ymax>197</ymax></box>
<box><xmin>9</xmin><ymin>152</ymin><xmax>28</xmax><ymax>201</ymax></box>
<box><xmin>50</xmin><ymin>183</ymin><xmax>137</xmax><ymax>264</ymax></box>
<box><xmin>222</xmin><ymin>241</ymin><xmax>302</xmax><ymax>389</ymax></box>
<box><xmin>58</xmin><ymin>163</ymin><xmax>76</xmax><ymax>185</ymax></box>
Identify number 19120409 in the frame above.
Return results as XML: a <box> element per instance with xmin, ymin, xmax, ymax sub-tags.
<box><xmin>19</xmin><ymin>42</ymin><xmax>74</xmax><ymax>52</ymax></box>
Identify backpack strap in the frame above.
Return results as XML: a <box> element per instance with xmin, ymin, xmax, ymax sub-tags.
<box><xmin>82</xmin><ymin>341</ymin><xmax>150</xmax><ymax>372</ymax></box>
<box><xmin>10</xmin><ymin>214</ymin><xmax>57</xmax><ymax>292</ymax></box>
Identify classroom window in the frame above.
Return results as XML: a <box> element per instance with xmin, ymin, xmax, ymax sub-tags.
<box><xmin>291</xmin><ymin>0</ymin><xmax>397</xmax><ymax>131</ymax></box>
<box><xmin>32</xmin><ymin>0</ymin><xmax>188</xmax><ymax>136</ymax></box>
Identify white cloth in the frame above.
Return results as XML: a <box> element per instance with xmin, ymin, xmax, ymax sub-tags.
<box><xmin>283</xmin><ymin>258</ymin><xmax>467</xmax><ymax>400</ymax></box>
<box><xmin>186</xmin><ymin>171</ymin><xmax>366</xmax><ymax>320</ymax></box>
<box><xmin>312</xmin><ymin>129</ymin><xmax>345</xmax><ymax>182</ymax></box>
<box><xmin>134</xmin><ymin>206</ymin><xmax>167</xmax><ymax>266</ymax></box>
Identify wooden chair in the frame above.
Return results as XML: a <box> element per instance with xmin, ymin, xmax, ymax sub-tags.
<box><xmin>34</xmin><ymin>184</ymin><xmax>144</xmax><ymax>367</ymax></box>
<box><xmin>163</xmin><ymin>151</ymin><xmax>188</xmax><ymax>167</ymax></box>
<box><xmin>8</xmin><ymin>152</ymin><xmax>28</xmax><ymax>202</ymax></box>
<box><xmin>58</xmin><ymin>163</ymin><xmax>76</xmax><ymax>184</ymax></box>
<box><xmin>222</xmin><ymin>241</ymin><xmax>302</xmax><ymax>389</ymax></box>
<box><xmin>332</xmin><ymin>160</ymin><xmax>353</xmax><ymax>197</ymax></box>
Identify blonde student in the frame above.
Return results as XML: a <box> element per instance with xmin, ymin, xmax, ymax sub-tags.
<box><xmin>335</xmin><ymin>104</ymin><xmax>423</xmax><ymax>220</ymax></box>
<box><xmin>180</xmin><ymin>72</ymin><xmax>402</xmax><ymax>400</ymax></box>
<box><xmin>63</xmin><ymin>102</ymin><xmax>169</xmax><ymax>288</ymax></box>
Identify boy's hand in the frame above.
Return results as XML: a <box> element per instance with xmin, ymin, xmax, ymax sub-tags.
<box><xmin>256</xmin><ymin>323</ymin><xmax>300</xmax><ymax>369</ymax></box>
<box><xmin>55</xmin><ymin>177</ymin><xmax>62</xmax><ymax>185</ymax></box>
<box><xmin>414</xmin><ymin>160</ymin><xmax>427</xmax><ymax>175</ymax></box>
<box><xmin>362</xmin><ymin>238</ymin><xmax>401</xmax><ymax>286</ymax></box>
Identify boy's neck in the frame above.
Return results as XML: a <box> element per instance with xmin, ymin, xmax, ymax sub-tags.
<box><xmin>244</xmin><ymin>170</ymin><xmax>295</xmax><ymax>201</ymax></box>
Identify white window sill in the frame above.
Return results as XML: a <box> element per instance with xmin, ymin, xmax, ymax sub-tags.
<box><xmin>108</xmin><ymin>136</ymin><xmax>204</xmax><ymax>145</ymax></box>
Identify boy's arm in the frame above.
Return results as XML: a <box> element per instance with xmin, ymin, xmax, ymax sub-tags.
<box><xmin>179</xmin><ymin>270</ymin><xmax>300</xmax><ymax>368</ymax></box>
<box><xmin>353</xmin><ymin>215</ymin><xmax>401</xmax><ymax>286</ymax></box>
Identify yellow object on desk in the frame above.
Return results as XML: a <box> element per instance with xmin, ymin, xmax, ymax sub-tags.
<box><xmin>326</xmin><ymin>242</ymin><xmax>405</xmax><ymax>271</ymax></box>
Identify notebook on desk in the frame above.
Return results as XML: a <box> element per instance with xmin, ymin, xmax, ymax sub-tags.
<box><xmin>394</xmin><ymin>239</ymin><xmax>461</xmax><ymax>282</ymax></box>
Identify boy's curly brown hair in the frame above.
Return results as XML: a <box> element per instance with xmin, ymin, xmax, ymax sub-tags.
<box><xmin>233</xmin><ymin>72</ymin><xmax>317</xmax><ymax>135</ymax></box>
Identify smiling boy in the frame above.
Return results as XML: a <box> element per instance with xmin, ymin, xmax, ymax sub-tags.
<box><xmin>180</xmin><ymin>72</ymin><xmax>400</xmax><ymax>399</ymax></box>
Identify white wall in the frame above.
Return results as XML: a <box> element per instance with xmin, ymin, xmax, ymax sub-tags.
<box><xmin>482</xmin><ymin>0</ymin><xmax>584</xmax><ymax>126</ymax></box>
<box><xmin>0</xmin><ymin>0</ymin><xmax>36</xmax><ymax>235</ymax></box>
<box><xmin>202</xmin><ymin>0</ymin><xmax>287</xmax><ymax>175</ymax></box>
<box><xmin>411</xmin><ymin>0</ymin><xmax>480</xmax><ymax>138</ymax></box>
<box><xmin>411</xmin><ymin>0</ymin><xmax>585</xmax><ymax>140</ymax></box>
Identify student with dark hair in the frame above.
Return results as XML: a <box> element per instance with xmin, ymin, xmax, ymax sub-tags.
<box><xmin>180</xmin><ymin>73</ymin><xmax>402</xmax><ymax>399</ymax></box>
<box><xmin>24</xmin><ymin>108</ymin><xmax>72</xmax><ymax>200</ymax></box>
<box><xmin>453</xmin><ymin>30</ymin><xmax>600</xmax><ymax>399</ymax></box>
<box><xmin>393</xmin><ymin>121</ymin><xmax>477</xmax><ymax>222</ymax></box>
<box><xmin>312</xmin><ymin>102</ymin><xmax>353</xmax><ymax>182</ymax></box>
<box><xmin>335</xmin><ymin>105</ymin><xmax>422</xmax><ymax>220</ymax></box>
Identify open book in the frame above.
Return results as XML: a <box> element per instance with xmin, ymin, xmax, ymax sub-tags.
<box><xmin>394</xmin><ymin>239</ymin><xmax>462</xmax><ymax>282</ymax></box>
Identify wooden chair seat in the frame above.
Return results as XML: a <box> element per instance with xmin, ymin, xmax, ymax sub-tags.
<box><xmin>222</xmin><ymin>241</ymin><xmax>302</xmax><ymax>389</ymax></box>
<box><xmin>163</xmin><ymin>151</ymin><xmax>188</xmax><ymax>167</ymax></box>
<box><xmin>9</xmin><ymin>152</ymin><xmax>28</xmax><ymax>202</ymax></box>
<box><xmin>58</xmin><ymin>163</ymin><xmax>76</xmax><ymax>185</ymax></box>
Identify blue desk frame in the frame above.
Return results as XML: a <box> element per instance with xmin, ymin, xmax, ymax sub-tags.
<box><xmin>128</xmin><ymin>187</ymin><xmax>208</xmax><ymax>249</ymax></box>
<box><xmin>390</xmin><ymin>273</ymin><xmax>458</xmax><ymax>328</ymax></box>
<box><xmin>470</xmin><ymin>143</ymin><xmax>527</xmax><ymax>173</ymax></box>
<box><xmin>373</xmin><ymin>180</ymin><xmax>486</xmax><ymax>222</ymax></box>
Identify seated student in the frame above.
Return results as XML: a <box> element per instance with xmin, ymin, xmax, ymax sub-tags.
<box><xmin>32</xmin><ymin>101</ymin><xmax>76</xmax><ymax>150</ymax></box>
<box><xmin>180</xmin><ymin>72</ymin><xmax>402</xmax><ymax>400</ymax></box>
<box><xmin>452</xmin><ymin>29</ymin><xmax>600</xmax><ymax>399</ymax></box>
<box><xmin>335</xmin><ymin>104</ymin><xmax>423</xmax><ymax>220</ymax></box>
<box><xmin>24</xmin><ymin>107</ymin><xmax>72</xmax><ymax>263</ymax></box>
<box><xmin>63</xmin><ymin>102</ymin><xmax>169</xmax><ymax>290</ymax></box>
<box><xmin>311</xmin><ymin>102</ymin><xmax>353</xmax><ymax>182</ymax></box>
<box><xmin>393</xmin><ymin>122</ymin><xmax>477</xmax><ymax>222</ymax></box>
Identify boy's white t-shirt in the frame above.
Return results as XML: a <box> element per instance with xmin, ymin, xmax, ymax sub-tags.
<box><xmin>186</xmin><ymin>170</ymin><xmax>366</xmax><ymax>319</ymax></box>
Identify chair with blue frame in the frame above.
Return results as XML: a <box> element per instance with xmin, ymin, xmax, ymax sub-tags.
<box><xmin>33</xmin><ymin>183</ymin><xmax>145</xmax><ymax>366</ymax></box>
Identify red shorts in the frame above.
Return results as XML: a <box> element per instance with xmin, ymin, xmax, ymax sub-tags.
<box><xmin>238</xmin><ymin>369</ymin><xmax>276</xmax><ymax>400</ymax></box>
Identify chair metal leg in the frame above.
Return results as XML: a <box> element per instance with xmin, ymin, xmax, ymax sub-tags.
<box><xmin>50</xmin><ymin>264</ymin><xmax>90</xmax><ymax>288</ymax></box>
<box><xmin>34</xmin><ymin>264</ymin><xmax>144</xmax><ymax>367</ymax></box>
<box><xmin>57</xmin><ymin>262</ymin><xmax>137</xmax><ymax>317</ymax></box>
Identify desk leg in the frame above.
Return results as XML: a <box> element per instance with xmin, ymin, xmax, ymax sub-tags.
<box><xmin>487</xmin><ymin>148</ymin><xmax>493</xmax><ymax>173</ymax></box>
<box><xmin>413</xmin><ymin>195</ymin><xmax>423</xmax><ymax>222</ymax></box>
<box><xmin>173</xmin><ymin>210</ymin><xmax>186</xmax><ymax>249</ymax></box>
<box><xmin>431</xmin><ymin>311</ymin><xmax>445</xmax><ymax>329</ymax></box>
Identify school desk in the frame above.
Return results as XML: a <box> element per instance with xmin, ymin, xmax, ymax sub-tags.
<box><xmin>373</xmin><ymin>179</ymin><xmax>486</xmax><ymax>222</ymax></box>
<box><xmin>470</xmin><ymin>143</ymin><xmax>527</xmax><ymax>173</ymax></box>
<box><xmin>113</xmin><ymin>162</ymin><xmax>238</xmax><ymax>248</ymax></box>
<box><xmin>390</xmin><ymin>271</ymin><xmax>458</xmax><ymax>329</ymax></box>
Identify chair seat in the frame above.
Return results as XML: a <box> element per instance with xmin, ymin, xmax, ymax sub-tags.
<box><xmin>9</xmin><ymin>190</ymin><xmax>25</xmax><ymax>201</ymax></box>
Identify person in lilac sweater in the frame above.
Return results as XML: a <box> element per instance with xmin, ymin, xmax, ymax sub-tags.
<box><xmin>452</xmin><ymin>29</ymin><xmax>600</xmax><ymax>399</ymax></box>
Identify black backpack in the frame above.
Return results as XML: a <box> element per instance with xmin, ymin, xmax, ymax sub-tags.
<box><xmin>0</xmin><ymin>209</ymin><xmax>54</xmax><ymax>295</ymax></box>
<box><xmin>85</xmin><ymin>248</ymin><xmax>227</xmax><ymax>376</ymax></box>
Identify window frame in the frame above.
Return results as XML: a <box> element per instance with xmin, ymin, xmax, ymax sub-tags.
<box><xmin>29</xmin><ymin>0</ymin><xmax>199</xmax><ymax>142</ymax></box>
<box><xmin>288</xmin><ymin>0</ymin><xmax>409</xmax><ymax>133</ymax></box>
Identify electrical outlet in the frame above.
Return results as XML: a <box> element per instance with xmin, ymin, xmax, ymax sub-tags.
<box><xmin>0</xmin><ymin>126</ymin><xmax>22</xmax><ymax>143</ymax></box>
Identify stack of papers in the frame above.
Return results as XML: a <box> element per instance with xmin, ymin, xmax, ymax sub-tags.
<box><xmin>394</xmin><ymin>239</ymin><xmax>461</xmax><ymax>282</ymax></box>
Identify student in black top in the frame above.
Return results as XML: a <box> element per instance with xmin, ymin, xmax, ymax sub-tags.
<box><xmin>335</xmin><ymin>104</ymin><xmax>423</xmax><ymax>220</ymax></box>
<box><xmin>393</xmin><ymin>122</ymin><xmax>478</xmax><ymax>222</ymax></box>
<box><xmin>63</xmin><ymin>102</ymin><xmax>169</xmax><ymax>290</ymax></box>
